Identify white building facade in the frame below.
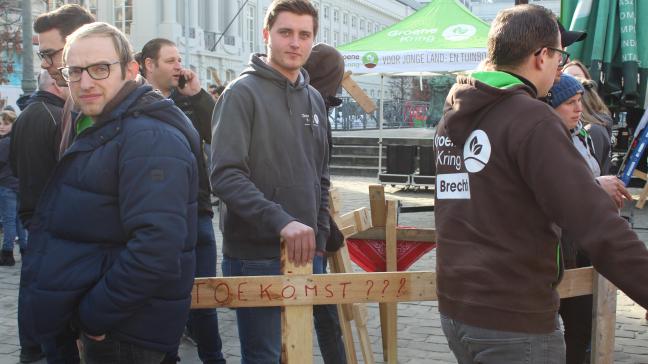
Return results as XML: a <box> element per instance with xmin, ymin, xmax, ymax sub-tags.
<box><xmin>77</xmin><ymin>0</ymin><xmax>415</xmax><ymax>92</ymax></box>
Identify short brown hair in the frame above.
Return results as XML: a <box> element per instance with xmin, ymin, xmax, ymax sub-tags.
<box><xmin>33</xmin><ymin>4</ymin><xmax>95</xmax><ymax>39</ymax></box>
<box><xmin>139</xmin><ymin>38</ymin><xmax>176</xmax><ymax>77</ymax></box>
<box><xmin>487</xmin><ymin>4</ymin><xmax>559</xmax><ymax>68</ymax></box>
<box><xmin>64</xmin><ymin>22</ymin><xmax>133</xmax><ymax>78</ymax></box>
<box><xmin>264</xmin><ymin>0</ymin><xmax>318</xmax><ymax>37</ymax></box>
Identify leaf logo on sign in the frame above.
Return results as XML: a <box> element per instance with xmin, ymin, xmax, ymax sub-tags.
<box><xmin>362</xmin><ymin>52</ymin><xmax>379</xmax><ymax>69</ymax></box>
<box><xmin>442</xmin><ymin>24</ymin><xmax>476</xmax><ymax>41</ymax></box>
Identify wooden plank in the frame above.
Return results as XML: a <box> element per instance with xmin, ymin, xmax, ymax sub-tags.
<box><xmin>336</xmin><ymin>207</ymin><xmax>371</xmax><ymax>231</ymax></box>
<box><xmin>354</xmin><ymin>303</ymin><xmax>375</xmax><ymax>364</ymax></box>
<box><xmin>369</xmin><ymin>185</ymin><xmax>387</xmax><ymax>227</ymax></box>
<box><xmin>192</xmin><ymin>268</ymin><xmax>594</xmax><ymax>308</ymax></box>
<box><xmin>383</xmin><ymin>201</ymin><xmax>398</xmax><ymax>363</ymax></box>
<box><xmin>636</xmin><ymin>182</ymin><xmax>648</xmax><ymax>209</ymax></box>
<box><xmin>590</xmin><ymin>273</ymin><xmax>617</xmax><ymax>364</ymax></box>
<box><xmin>353</xmin><ymin>208</ymin><xmax>372</xmax><ymax>232</ymax></box>
<box><xmin>349</xmin><ymin>227</ymin><xmax>436</xmax><ymax>243</ymax></box>
<box><xmin>337</xmin><ymin>304</ymin><xmax>358</xmax><ymax>364</ymax></box>
<box><xmin>280</xmin><ymin>241</ymin><xmax>313</xmax><ymax>364</ymax></box>
<box><xmin>330</xmin><ymin>248</ymin><xmax>354</xmax><ymax>320</ymax></box>
<box><xmin>341</xmin><ymin>71</ymin><xmax>377</xmax><ymax>113</ymax></box>
<box><xmin>632</xmin><ymin>169</ymin><xmax>648</xmax><ymax>181</ymax></box>
<box><xmin>329</xmin><ymin>188</ymin><xmax>342</xmax><ymax>216</ymax></box>
<box><xmin>556</xmin><ymin>266</ymin><xmax>594</xmax><ymax>298</ymax></box>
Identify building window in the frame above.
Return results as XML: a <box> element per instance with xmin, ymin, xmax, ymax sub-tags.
<box><xmin>226</xmin><ymin>69</ymin><xmax>236</xmax><ymax>82</ymax></box>
<box><xmin>114</xmin><ymin>0</ymin><xmax>133</xmax><ymax>35</ymax></box>
<box><xmin>333</xmin><ymin>31</ymin><xmax>339</xmax><ymax>46</ymax></box>
<box><xmin>343</xmin><ymin>34</ymin><xmax>348</xmax><ymax>44</ymax></box>
<box><xmin>343</xmin><ymin>13</ymin><xmax>348</xmax><ymax>25</ymax></box>
<box><xmin>367</xmin><ymin>21</ymin><xmax>372</xmax><ymax>33</ymax></box>
<box><xmin>246</xmin><ymin>5</ymin><xmax>256</xmax><ymax>54</ymax></box>
<box><xmin>351</xmin><ymin>16</ymin><xmax>356</xmax><ymax>27</ymax></box>
<box><xmin>333</xmin><ymin>9</ymin><xmax>339</xmax><ymax>23</ymax></box>
<box><xmin>360</xmin><ymin>19</ymin><xmax>365</xmax><ymax>31</ymax></box>
<box><xmin>375</xmin><ymin>24</ymin><xmax>380</xmax><ymax>33</ymax></box>
<box><xmin>86</xmin><ymin>0</ymin><xmax>98</xmax><ymax>18</ymax></box>
<box><xmin>324</xmin><ymin>28</ymin><xmax>330</xmax><ymax>44</ymax></box>
<box><xmin>323</xmin><ymin>6</ymin><xmax>329</xmax><ymax>19</ymax></box>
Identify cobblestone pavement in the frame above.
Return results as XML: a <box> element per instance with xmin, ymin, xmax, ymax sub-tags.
<box><xmin>2</xmin><ymin>176</ymin><xmax>648</xmax><ymax>363</ymax></box>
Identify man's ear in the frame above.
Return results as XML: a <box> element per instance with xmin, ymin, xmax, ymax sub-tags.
<box><xmin>144</xmin><ymin>57</ymin><xmax>155</xmax><ymax>76</ymax></box>
<box><xmin>125</xmin><ymin>60</ymin><xmax>139</xmax><ymax>81</ymax></box>
<box><xmin>262</xmin><ymin>27</ymin><xmax>270</xmax><ymax>45</ymax></box>
<box><xmin>534</xmin><ymin>48</ymin><xmax>549</xmax><ymax>71</ymax></box>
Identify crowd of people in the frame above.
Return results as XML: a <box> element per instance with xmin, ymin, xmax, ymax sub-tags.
<box><xmin>1</xmin><ymin>0</ymin><xmax>648</xmax><ymax>364</ymax></box>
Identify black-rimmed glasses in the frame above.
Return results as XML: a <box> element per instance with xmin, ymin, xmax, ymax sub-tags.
<box><xmin>534</xmin><ymin>46</ymin><xmax>570</xmax><ymax>67</ymax></box>
<box><xmin>36</xmin><ymin>48</ymin><xmax>64</xmax><ymax>65</ymax></box>
<box><xmin>58</xmin><ymin>61</ymin><xmax>121</xmax><ymax>82</ymax></box>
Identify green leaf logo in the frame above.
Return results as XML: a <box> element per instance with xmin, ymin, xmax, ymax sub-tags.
<box><xmin>442</xmin><ymin>24</ymin><xmax>476</xmax><ymax>42</ymax></box>
<box><xmin>362</xmin><ymin>52</ymin><xmax>379</xmax><ymax>69</ymax></box>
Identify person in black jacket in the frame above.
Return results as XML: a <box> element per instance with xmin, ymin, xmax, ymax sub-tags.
<box><xmin>0</xmin><ymin>110</ymin><xmax>26</xmax><ymax>267</ymax></box>
<box><xmin>139</xmin><ymin>38</ymin><xmax>224</xmax><ymax>364</ymax></box>
<box><xmin>10</xmin><ymin>70</ymin><xmax>68</xmax><ymax>229</ymax></box>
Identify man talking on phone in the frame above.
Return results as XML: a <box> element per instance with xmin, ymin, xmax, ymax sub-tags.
<box><xmin>139</xmin><ymin>38</ymin><xmax>225</xmax><ymax>364</ymax></box>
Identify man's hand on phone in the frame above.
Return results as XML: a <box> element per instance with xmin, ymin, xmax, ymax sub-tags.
<box><xmin>177</xmin><ymin>69</ymin><xmax>201</xmax><ymax>96</ymax></box>
<box><xmin>280</xmin><ymin>221</ymin><xmax>315</xmax><ymax>267</ymax></box>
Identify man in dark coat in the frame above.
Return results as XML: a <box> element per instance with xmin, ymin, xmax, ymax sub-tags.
<box><xmin>139</xmin><ymin>37</ymin><xmax>224</xmax><ymax>364</ymax></box>
<box><xmin>24</xmin><ymin>22</ymin><xmax>200</xmax><ymax>364</ymax></box>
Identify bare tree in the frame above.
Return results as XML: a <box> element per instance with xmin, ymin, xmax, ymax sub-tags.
<box><xmin>0</xmin><ymin>0</ymin><xmax>23</xmax><ymax>85</ymax></box>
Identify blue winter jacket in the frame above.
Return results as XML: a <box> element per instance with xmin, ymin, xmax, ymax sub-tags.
<box><xmin>23</xmin><ymin>84</ymin><xmax>200</xmax><ymax>352</ymax></box>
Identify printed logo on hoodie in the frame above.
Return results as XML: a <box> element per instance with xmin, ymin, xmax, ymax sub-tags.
<box><xmin>463</xmin><ymin>130</ymin><xmax>491</xmax><ymax>173</ymax></box>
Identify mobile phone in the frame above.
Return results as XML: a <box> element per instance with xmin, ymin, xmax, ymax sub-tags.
<box><xmin>178</xmin><ymin>75</ymin><xmax>187</xmax><ymax>89</ymax></box>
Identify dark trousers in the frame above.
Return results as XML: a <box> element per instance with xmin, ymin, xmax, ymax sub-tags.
<box><xmin>559</xmin><ymin>295</ymin><xmax>593</xmax><ymax>364</ymax></box>
<box><xmin>81</xmin><ymin>334</ymin><xmax>165</xmax><ymax>364</ymax></box>
<box><xmin>167</xmin><ymin>213</ymin><xmax>225</xmax><ymax>363</ymax></box>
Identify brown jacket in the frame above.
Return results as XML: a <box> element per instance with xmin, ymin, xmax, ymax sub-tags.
<box><xmin>434</xmin><ymin>71</ymin><xmax>648</xmax><ymax>334</ymax></box>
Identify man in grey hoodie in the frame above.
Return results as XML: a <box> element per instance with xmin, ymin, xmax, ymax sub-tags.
<box><xmin>210</xmin><ymin>1</ymin><xmax>330</xmax><ymax>362</ymax></box>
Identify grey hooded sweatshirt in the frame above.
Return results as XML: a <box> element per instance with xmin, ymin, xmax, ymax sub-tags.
<box><xmin>210</xmin><ymin>53</ymin><xmax>330</xmax><ymax>260</ymax></box>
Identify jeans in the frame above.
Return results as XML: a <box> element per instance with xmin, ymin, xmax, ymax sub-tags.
<box><xmin>80</xmin><ymin>333</ymin><xmax>165</xmax><ymax>364</ymax></box>
<box><xmin>222</xmin><ymin>254</ymin><xmax>346</xmax><ymax>364</ymax></box>
<box><xmin>18</xmin><ymin>230</ymin><xmax>43</xmax><ymax>356</ymax></box>
<box><xmin>168</xmin><ymin>213</ymin><xmax>225</xmax><ymax>363</ymax></box>
<box><xmin>441</xmin><ymin>314</ymin><xmax>566</xmax><ymax>364</ymax></box>
<box><xmin>0</xmin><ymin>186</ymin><xmax>26</xmax><ymax>252</ymax></box>
<box><xmin>313</xmin><ymin>256</ymin><xmax>347</xmax><ymax>364</ymax></box>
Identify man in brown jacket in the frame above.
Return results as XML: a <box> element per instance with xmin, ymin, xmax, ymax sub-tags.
<box><xmin>434</xmin><ymin>4</ymin><xmax>648</xmax><ymax>363</ymax></box>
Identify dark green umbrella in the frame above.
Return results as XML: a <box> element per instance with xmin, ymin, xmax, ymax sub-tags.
<box><xmin>564</xmin><ymin>0</ymin><xmax>647</xmax><ymax>109</ymax></box>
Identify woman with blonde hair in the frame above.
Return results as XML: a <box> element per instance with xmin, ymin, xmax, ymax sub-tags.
<box><xmin>579</xmin><ymin>78</ymin><xmax>613</xmax><ymax>174</ymax></box>
<box><xmin>563</xmin><ymin>59</ymin><xmax>592</xmax><ymax>80</ymax></box>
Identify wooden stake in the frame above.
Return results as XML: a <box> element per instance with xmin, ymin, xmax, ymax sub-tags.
<box><xmin>590</xmin><ymin>272</ymin><xmax>617</xmax><ymax>364</ymax></box>
<box><xmin>280</xmin><ymin>240</ymin><xmax>313</xmax><ymax>364</ymax></box>
<box><xmin>341</xmin><ymin>71</ymin><xmax>377</xmax><ymax>113</ymax></box>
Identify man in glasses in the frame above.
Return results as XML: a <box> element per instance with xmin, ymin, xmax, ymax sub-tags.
<box><xmin>22</xmin><ymin>22</ymin><xmax>200</xmax><ymax>364</ymax></box>
<box><xmin>34</xmin><ymin>4</ymin><xmax>95</xmax><ymax>88</ymax></box>
<box><xmin>9</xmin><ymin>5</ymin><xmax>94</xmax><ymax>363</ymax></box>
<box><xmin>434</xmin><ymin>4</ymin><xmax>648</xmax><ymax>363</ymax></box>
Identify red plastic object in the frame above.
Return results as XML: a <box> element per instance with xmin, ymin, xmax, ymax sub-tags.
<box><xmin>346</xmin><ymin>227</ymin><xmax>436</xmax><ymax>272</ymax></box>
